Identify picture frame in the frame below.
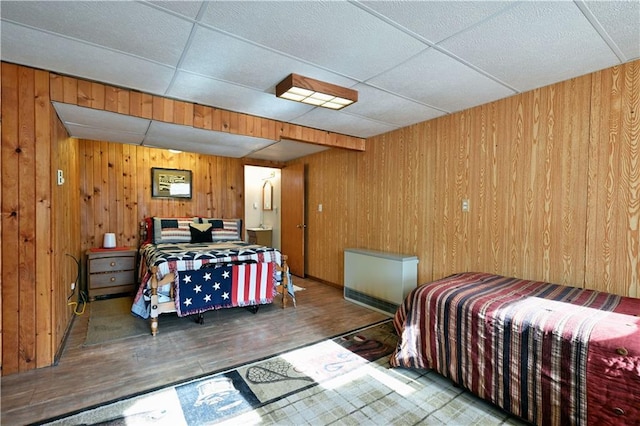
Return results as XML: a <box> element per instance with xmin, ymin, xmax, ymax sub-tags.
<box><xmin>151</xmin><ymin>167</ymin><xmax>192</xmax><ymax>199</ymax></box>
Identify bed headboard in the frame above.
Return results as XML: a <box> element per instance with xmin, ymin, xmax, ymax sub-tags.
<box><xmin>139</xmin><ymin>217</ymin><xmax>243</xmax><ymax>246</ymax></box>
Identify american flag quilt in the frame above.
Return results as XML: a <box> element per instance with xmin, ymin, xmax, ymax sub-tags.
<box><xmin>131</xmin><ymin>241</ymin><xmax>282</xmax><ymax>319</ymax></box>
<box><xmin>390</xmin><ymin>272</ymin><xmax>640</xmax><ymax>426</ymax></box>
<box><xmin>175</xmin><ymin>262</ymin><xmax>275</xmax><ymax>316</ymax></box>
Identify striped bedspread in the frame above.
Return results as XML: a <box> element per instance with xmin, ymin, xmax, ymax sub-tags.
<box><xmin>390</xmin><ymin>272</ymin><xmax>640</xmax><ymax>425</ymax></box>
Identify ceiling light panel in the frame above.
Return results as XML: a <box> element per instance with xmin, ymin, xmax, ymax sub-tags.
<box><xmin>276</xmin><ymin>73</ymin><xmax>357</xmax><ymax>110</ymax></box>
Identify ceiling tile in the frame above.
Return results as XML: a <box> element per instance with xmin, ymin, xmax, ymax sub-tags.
<box><xmin>347</xmin><ymin>84</ymin><xmax>445</xmax><ymax>128</ymax></box>
<box><xmin>53</xmin><ymin>102</ymin><xmax>151</xmax><ymax>134</ymax></box>
<box><xmin>248</xmin><ymin>139</ymin><xmax>329</xmax><ymax>162</ymax></box>
<box><xmin>2</xmin><ymin>22</ymin><xmax>176</xmax><ymax>95</ymax></box>
<box><xmin>52</xmin><ymin>102</ymin><xmax>149</xmax><ymax>144</ymax></box>
<box><xmin>180</xmin><ymin>26</ymin><xmax>357</xmax><ymax>91</ymax></box>
<box><xmin>583</xmin><ymin>0</ymin><xmax>640</xmax><ymax>61</ymax></box>
<box><xmin>146</xmin><ymin>137</ymin><xmax>251</xmax><ymax>158</ymax></box>
<box><xmin>1</xmin><ymin>1</ymin><xmax>193</xmax><ymax>65</ymax></box>
<box><xmin>440</xmin><ymin>1</ymin><xmax>621</xmax><ymax>92</ymax></box>
<box><xmin>368</xmin><ymin>48</ymin><xmax>515</xmax><ymax>113</ymax></box>
<box><xmin>144</xmin><ymin>121</ymin><xmax>275</xmax><ymax>158</ymax></box>
<box><xmin>293</xmin><ymin>108</ymin><xmax>397</xmax><ymax>139</ymax></box>
<box><xmin>64</xmin><ymin>124</ymin><xmax>146</xmax><ymax>145</ymax></box>
<box><xmin>359</xmin><ymin>0</ymin><xmax>516</xmax><ymax>43</ymax></box>
<box><xmin>199</xmin><ymin>1</ymin><xmax>427</xmax><ymax>80</ymax></box>
<box><xmin>146</xmin><ymin>1</ymin><xmax>205</xmax><ymax>20</ymax></box>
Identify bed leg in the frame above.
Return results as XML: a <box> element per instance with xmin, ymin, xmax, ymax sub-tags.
<box><xmin>150</xmin><ymin>266</ymin><xmax>160</xmax><ymax>336</ymax></box>
<box><xmin>278</xmin><ymin>255</ymin><xmax>290</xmax><ymax>309</ymax></box>
<box><xmin>196</xmin><ymin>313</ymin><xmax>204</xmax><ymax>324</ymax></box>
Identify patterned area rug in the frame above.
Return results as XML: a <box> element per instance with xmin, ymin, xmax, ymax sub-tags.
<box><xmin>45</xmin><ymin>320</ymin><xmax>398</xmax><ymax>425</ymax></box>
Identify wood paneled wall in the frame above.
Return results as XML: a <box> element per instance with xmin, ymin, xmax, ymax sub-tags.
<box><xmin>78</xmin><ymin>141</ymin><xmax>246</xmax><ymax>251</ymax></box>
<box><xmin>1</xmin><ymin>63</ymin><xmax>80</xmax><ymax>375</ymax></box>
<box><xmin>295</xmin><ymin>60</ymin><xmax>639</xmax><ymax>298</ymax></box>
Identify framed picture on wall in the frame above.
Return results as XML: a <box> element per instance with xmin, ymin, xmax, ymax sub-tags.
<box><xmin>151</xmin><ymin>167</ymin><xmax>192</xmax><ymax>199</ymax></box>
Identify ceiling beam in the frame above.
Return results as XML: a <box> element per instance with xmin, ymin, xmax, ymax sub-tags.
<box><xmin>47</xmin><ymin>70</ymin><xmax>366</xmax><ymax>152</ymax></box>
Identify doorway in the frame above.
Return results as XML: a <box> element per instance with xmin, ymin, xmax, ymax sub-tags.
<box><xmin>244</xmin><ymin>166</ymin><xmax>281</xmax><ymax>248</ymax></box>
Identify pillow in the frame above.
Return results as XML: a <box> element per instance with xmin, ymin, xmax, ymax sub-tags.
<box><xmin>200</xmin><ymin>218</ymin><xmax>242</xmax><ymax>241</ymax></box>
<box><xmin>152</xmin><ymin>217</ymin><xmax>198</xmax><ymax>244</ymax></box>
<box><xmin>189</xmin><ymin>223</ymin><xmax>213</xmax><ymax>243</ymax></box>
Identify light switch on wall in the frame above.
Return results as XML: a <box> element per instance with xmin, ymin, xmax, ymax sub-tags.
<box><xmin>318</xmin><ymin>204</ymin><xmax>323</xmax><ymax>212</ymax></box>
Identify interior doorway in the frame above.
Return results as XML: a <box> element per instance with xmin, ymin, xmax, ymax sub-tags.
<box><xmin>244</xmin><ymin>166</ymin><xmax>281</xmax><ymax>249</ymax></box>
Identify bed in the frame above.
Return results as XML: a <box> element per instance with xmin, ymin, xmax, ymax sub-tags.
<box><xmin>131</xmin><ymin>217</ymin><xmax>290</xmax><ymax>335</ymax></box>
<box><xmin>390</xmin><ymin>272</ymin><xmax>640</xmax><ymax>426</ymax></box>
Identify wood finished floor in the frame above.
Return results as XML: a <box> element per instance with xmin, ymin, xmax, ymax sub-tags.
<box><xmin>1</xmin><ymin>277</ymin><xmax>388</xmax><ymax>425</ymax></box>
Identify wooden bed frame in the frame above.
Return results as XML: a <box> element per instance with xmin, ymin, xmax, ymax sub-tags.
<box><xmin>147</xmin><ymin>255</ymin><xmax>290</xmax><ymax>336</ymax></box>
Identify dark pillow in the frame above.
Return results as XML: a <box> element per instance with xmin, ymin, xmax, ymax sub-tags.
<box><xmin>189</xmin><ymin>223</ymin><xmax>213</xmax><ymax>243</ymax></box>
<box><xmin>203</xmin><ymin>219</ymin><xmax>225</xmax><ymax>230</ymax></box>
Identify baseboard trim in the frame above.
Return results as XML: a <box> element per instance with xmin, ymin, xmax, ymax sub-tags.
<box><xmin>304</xmin><ymin>274</ymin><xmax>341</xmax><ymax>289</ymax></box>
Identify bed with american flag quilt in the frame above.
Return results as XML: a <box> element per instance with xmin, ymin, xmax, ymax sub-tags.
<box><xmin>131</xmin><ymin>240</ymin><xmax>284</xmax><ymax>335</ymax></box>
<box><xmin>390</xmin><ymin>272</ymin><xmax>640</xmax><ymax>426</ymax></box>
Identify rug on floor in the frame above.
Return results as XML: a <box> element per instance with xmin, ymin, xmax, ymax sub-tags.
<box><xmin>45</xmin><ymin>320</ymin><xmax>398</xmax><ymax>425</ymax></box>
<box><xmin>84</xmin><ymin>295</ymin><xmax>278</xmax><ymax>346</ymax></box>
<box><xmin>83</xmin><ymin>297</ymin><xmax>151</xmax><ymax>345</ymax></box>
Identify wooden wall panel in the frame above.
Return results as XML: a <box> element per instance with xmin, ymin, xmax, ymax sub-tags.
<box><xmin>77</xmin><ymin>141</ymin><xmax>246</xmax><ymax>252</ymax></box>
<box><xmin>1</xmin><ymin>63</ymin><xmax>79</xmax><ymax>375</ymax></box>
<box><xmin>34</xmin><ymin>70</ymin><xmax>53</xmax><ymax>368</ymax></box>
<box><xmin>296</xmin><ymin>60</ymin><xmax>639</xmax><ymax>299</ymax></box>
<box><xmin>291</xmin><ymin>148</ymin><xmax>359</xmax><ymax>284</ymax></box>
<box><xmin>586</xmin><ymin>61</ymin><xmax>640</xmax><ymax>297</ymax></box>
<box><xmin>51</xmin><ymin>113</ymin><xmax>80</xmax><ymax>362</ymax></box>
<box><xmin>2</xmin><ymin>62</ymin><xmax>21</xmax><ymax>374</ymax></box>
<box><xmin>19</xmin><ymin>65</ymin><xmax>37</xmax><ymax>372</ymax></box>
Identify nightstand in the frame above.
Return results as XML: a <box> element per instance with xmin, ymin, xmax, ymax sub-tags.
<box><xmin>247</xmin><ymin>228</ymin><xmax>272</xmax><ymax>246</ymax></box>
<box><xmin>86</xmin><ymin>248</ymin><xmax>137</xmax><ymax>301</ymax></box>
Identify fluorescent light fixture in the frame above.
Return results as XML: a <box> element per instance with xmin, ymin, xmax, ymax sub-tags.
<box><xmin>276</xmin><ymin>73</ymin><xmax>357</xmax><ymax>110</ymax></box>
<box><xmin>168</xmin><ymin>149</ymin><xmax>182</xmax><ymax>154</ymax></box>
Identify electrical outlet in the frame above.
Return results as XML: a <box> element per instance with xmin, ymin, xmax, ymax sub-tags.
<box><xmin>70</xmin><ymin>282</ymin><xmax>75</xmax><ymax>291</ymax></box>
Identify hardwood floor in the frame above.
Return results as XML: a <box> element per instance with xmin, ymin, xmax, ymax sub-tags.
<box><xmin>1</xmin><ymin>277</ymin><xmax>388</xmax><ymax>425</ymax></box>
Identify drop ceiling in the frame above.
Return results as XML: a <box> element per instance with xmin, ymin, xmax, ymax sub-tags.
<box><xmin>2</xmin><ymin>1</ymin><xmax>639</xmax><ymax>161</ymax></box>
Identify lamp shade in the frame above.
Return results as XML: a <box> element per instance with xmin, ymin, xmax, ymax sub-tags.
<box><xmin>103</xmin><ymin>233</ymin><xmax>116</xmax><ymax>249</ymax></box>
